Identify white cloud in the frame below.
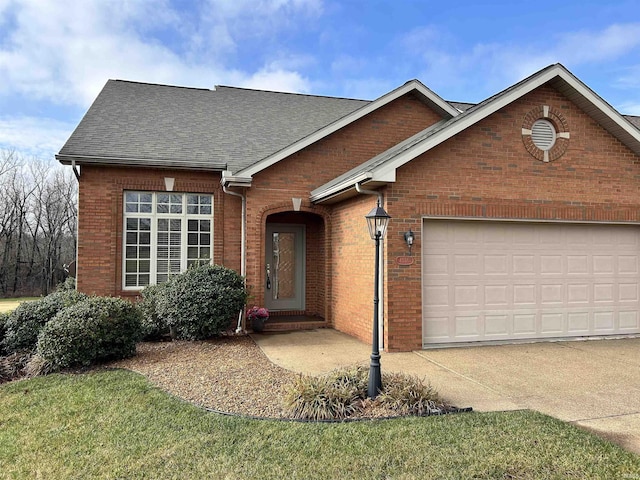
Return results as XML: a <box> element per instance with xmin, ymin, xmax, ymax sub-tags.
<box><xmin>0</xmin><ymin>116</ymin><xmax>75</xmax><ymax>160</ymax></box>
<box><xmin>0</xmin><ymin>0</ymin><xmax>319</xmax><ymax>108</ymax></box>
<box><xmin>240</xmin><ymin>66</ymin><xmax>310</xmax><ymax>92</ymax></box>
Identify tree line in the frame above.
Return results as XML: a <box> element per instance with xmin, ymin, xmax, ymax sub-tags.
<box><xmin>0</xmin><ymin>149</ymin><xmax>77</xmax><ymax>297</ymax></box>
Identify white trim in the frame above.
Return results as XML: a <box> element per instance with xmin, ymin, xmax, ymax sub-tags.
<box><xmin>237</xmin><ymin>80</ymin><xmax>459</xmax><ymax>178</ymax></box>
<box><xmin>420</xmin><ymin>215</ymin><xmax>640</xmax><ymax>226</ymax></box>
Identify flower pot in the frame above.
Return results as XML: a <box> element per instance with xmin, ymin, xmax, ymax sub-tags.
<box><xmin>251</xmin><ymin>316</ymin><xmax>266</xmax><ymax>332</ymax></box>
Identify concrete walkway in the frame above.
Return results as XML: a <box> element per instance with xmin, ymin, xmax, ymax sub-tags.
<box><xmin>252</xmin><ymin>329</ymin><xmax>640</xmax><ymax>455</ymax></box>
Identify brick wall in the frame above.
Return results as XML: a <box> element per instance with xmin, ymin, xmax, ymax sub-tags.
<box><xmin>384</xmin><ymin>84</ymin><xmax>640</xmax><ymax>351</ymax></box>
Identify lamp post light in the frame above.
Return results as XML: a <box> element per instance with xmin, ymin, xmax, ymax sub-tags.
<box><xmin>365</xmin><ymin>200</ymin><xmax>391</xmax><ymax>399</ymax></box>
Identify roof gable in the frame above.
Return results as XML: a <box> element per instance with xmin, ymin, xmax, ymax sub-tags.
<box><xmin>231</xmin><ymin>79</ymin><xmax>459</xmax><ymax>180</ymax></box>
<box><xmin>311</xmin><ymin>64</ymin><xmax>640</xmax><ymax>203</ymax></box>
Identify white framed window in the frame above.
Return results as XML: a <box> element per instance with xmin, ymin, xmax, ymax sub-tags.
<box><xmin>123</xmin><ymin>191</ymin><xmax>213</xmax><ymax>289</ymax></box>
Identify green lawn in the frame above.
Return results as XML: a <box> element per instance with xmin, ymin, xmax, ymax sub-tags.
<box><xmin>0</xmin><ymin>297</ymin><xmax>39</xmax><ymax>313</ymax></box>
<box><xmin>1</xmin><ymin>370</ymin><xmax>639</xmax><ymax>479</ymax></box>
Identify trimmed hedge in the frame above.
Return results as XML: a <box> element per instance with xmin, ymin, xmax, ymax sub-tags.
<box><xmin>156</xmin><ymin>264</ymin><xmax>246</xmax><ymax>340</ymax></box>
<box><xmin>2</xmin><ymin>290</ymin><xmax>88</xmax><ymax>353</ymax></box>
<box><xmin>36</xmin><ymin>296</ymin><xmax>142</xmax><ymax>371</ymax></box>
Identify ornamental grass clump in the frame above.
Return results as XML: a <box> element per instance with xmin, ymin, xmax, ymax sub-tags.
<box><xmin>285</xmin><ymin>369</ymin><xmax>364</xmax><ymax>421</ymax></box>
<box><xmin>285</xmin><ymin>364</ymin><xmax>442</xmax><ymax>420</ymax></box>
<box><xmin>377</xmin><ymin>371</ymin><xmax>441</xmax><ymax>416</ymax></box>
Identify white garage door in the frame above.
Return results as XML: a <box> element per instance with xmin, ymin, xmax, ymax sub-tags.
<box><xmin>422</xmin><ymin>220</ymin><xmax>640</xmax><ymax>346</ymax></box>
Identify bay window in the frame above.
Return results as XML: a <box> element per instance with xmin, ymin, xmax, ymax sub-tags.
<box><xmin>123</xmin><ymin>191</ymin><xmax>213</xmax><ymax>289</ymax></box>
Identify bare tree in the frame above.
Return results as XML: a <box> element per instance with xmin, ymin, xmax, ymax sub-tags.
<box><xmin>0</xmin><ymin>150</ymin><xmax>77</xmax><ymax>297</ymax></box>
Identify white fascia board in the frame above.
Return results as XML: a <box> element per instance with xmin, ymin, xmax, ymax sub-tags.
<box><xmin>554</xmin><ymin>69</ymin><xmax>640</xmax><ymax>143</ymax></box>
<box><xmin>220</xmin><ymin>170</ymin><xmax>252</xmax><ymax>187</ymax></box>
<box><xmin>236</xmin><ymin>80</ymin><xmax>459</xmax><ymax>179</ymax></box>
<box><xmin>56</xmin><ymin>154</ymin><xmax>226</xmax><ymax>171</ymax></box>
<box><xmin>309</xmin><ymin>172</ymin><xmax>373</xmax><ymax>203</ymax></box>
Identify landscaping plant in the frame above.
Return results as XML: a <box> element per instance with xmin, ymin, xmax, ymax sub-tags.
<box><xmin>156</xmin><ymin>264</ymin><xmax>247</xmax><ymax>340</ymax></box>
<box><xmin>35</xmin><ymin>296</ymin><xmax>142</xmax><ymax>372</ymax></box>
<box><xmin>285</xmin><ymin>365</ymin><xmax>443</xmax><ymax>421</ymax></box>
<box><xmin>2</xmin><ymin>289</ymin><xmax>88</xmax><ymax>354</ymax></box>
<box><xmin>138</xmin><ymin>282</ymin><xmax>170</xmax><ymax>340</ymax></box>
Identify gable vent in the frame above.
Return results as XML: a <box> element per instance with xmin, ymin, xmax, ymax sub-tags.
<box><xmin>531</xmin><ymin>119</ymin><xmax>556</xmax><ymax>151</ymax></box>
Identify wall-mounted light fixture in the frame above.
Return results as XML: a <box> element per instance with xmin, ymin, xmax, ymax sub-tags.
<box><xmin>404</xmin><ymin>229</ymin><xmax>415</xmax><ymax>255</ymax></box>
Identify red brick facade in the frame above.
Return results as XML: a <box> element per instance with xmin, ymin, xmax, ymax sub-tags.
<box><xmin>75</xmin><ymin>82</ymin><xmax>640</xmax><ymax>351</ymax></box>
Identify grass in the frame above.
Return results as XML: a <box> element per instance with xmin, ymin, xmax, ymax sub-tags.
<box><xmin>1</xmin><ymin>370</ymin><xmax>639</xmax><ymax>479</ymax></box>
<box><xmin>0</xmin><ymin>297</ymin><xmax>39</xmax><ymax>313</ymax></box>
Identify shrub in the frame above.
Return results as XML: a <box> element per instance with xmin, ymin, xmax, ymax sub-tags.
<box><xmin>138</xmin><ymin>283</ymin><xmax>170</xmax><ymax>340</ymax></box>
<box><xmin>56</xmin><ymin>276</ymin><xmax>76</xmax><ymax>291</ymax></box>
<box><xmin>0</xmin><ymin>311</ymin><xmax>9</xmax><ymax>356</ymax></box>
<box><xmin>156</xmin><ymin>264</ymin><xmax>246</xmax><ymax>340</ymax></box>
<box><xmin>36</xmin><ymin>296</ymin><xmax>142</xmax><ymax>371</ymax></box>
<box><xmin>0</xmin><ymin>351</ymin><xmax>32</xmax><ymax>384</ymax></box>
<box><xmin>2</xmin><ymin>290</ymin><xmax>88</xmax><ymax>354</ymax></box>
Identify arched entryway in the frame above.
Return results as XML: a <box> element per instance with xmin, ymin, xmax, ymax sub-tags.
<box><xmin>264</xmin><ymin>211</ymin><xmax>327</xmax><ymax>329</ymax></box>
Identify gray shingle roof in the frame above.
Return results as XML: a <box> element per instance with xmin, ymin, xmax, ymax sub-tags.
<box><xmin>57</xmin><ymin>81</ymin><xmax>369</xmax><ymax>172</ymax></box>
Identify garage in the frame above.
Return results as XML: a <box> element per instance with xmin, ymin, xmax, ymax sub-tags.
<box><xmin>422</xmin><ymin>220</ymin><xmax>640</xmax><ymax>346</ymax></box>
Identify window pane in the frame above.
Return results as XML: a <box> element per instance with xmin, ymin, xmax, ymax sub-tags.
<box><xmin>126</xmin><ymin>192</ymin><xmax>138</xmax><ymax>203</ymax></box>
<box><xmin>188</xmin><ymin>233</ymin><xmax>198</xmax><ymax>245</ymax></box>
<box><xmin>125</xmin><ymin>274</ymin><xmax>138</xmax><ymax>287</ymax></box>
<box><xmin>200</xmin><ymin>233</ymin><xmax>210</xmax><ymax>245</ymax></box>
<box><xmin>126</xmin><ymin>204</ymin><xmax>139</xmax><ymax>213</ymax></box>
<box><xmin>139</xmin><ymin>274</ymin><xmax>150</xmax><ymax>286</ymax></box>
<box><xmin>126</xmin><ymin>246</ymin><xmax>137</xmax><ymax>258</ymax></box>
<box><xmin>140</xmin><ymin>193</ymin><xmax>152</xmax><ymax>203</ymax></box>
<box><xmin>157</xmin><ymin>193</ymin><xmax>169</xmax><ymax>203</ymax></box>
<box><xmin>200</xmin><ymin>220</ymin><xmax>210</xmax><ymax>230</ymax></box>
<box><xmin>187</xmin><ymin>195</ymin><xmax>198</xmax><ymax>204</ymax></box>
<box><xmin>170</xmin><ymin>194</ymin><xmax>182</xmax><ymax>204</ymax></box>
<box><xmin>139</xmin><ymin>232</ymin><xmax>151</xmax><ymax>244</ymax></box>
<box><xmin>188</xmin><ymin>219</ymin><xmax>198</xmax><ymax>231</ymax></box>
<box><xmin>157</xmin><ymin>218</ymin><xmax>168</xmax><ymax>231</ymax></box>
<box><xmin>200</xmin><ymin>205</ymin><xmax>211</xmax><ymax>215</ymax></box>
<box><xmin>139</xmin><ymin>260</ymin><xmax>150</xmax><ymax>273</ymax></box>
<box><xmin>126</xmin><ymin>232</ymin><xmax>137</xmax><ymax>244</ymax></box>
<box><xmin>140</xmin><ymin>204</ymin><xmax>152</xmax><ymax>213</ymax></box>
<box><xmin>157</xmin><ymin>204</ymin><xmax>169</xmax><ymax>213</ymax></box>
<box><xmin>200</xmin><ymin>196</ymin><xmax>211</xmax><ymax>205</ymax></box>
<box><xmin>126</xmin><ymin>218</ymin><xmax>138</xmax><ymax>230</ymax></box>
<box><xmin>187</xmin><ymin>206</ymin><xmax>198</xmax><ymax>214</ymax></box>
<box><xmin>170</xmin><ymin>204</ymin><xmax>182</xmax><ymax>214</ymax></box>
<box><xmin>187</xmin><ymin>247</ymin><xmax>199</xmax><ymax>258</ymax></box>
<box><xmin>200</xmin><ymin>247</ymin><xmax>210</xmax><ymax>259</ymax></box>
<box><xmin>139</xmin><ymin>246</ymin><xmax>150</xmax><ymax>258</ymax></box>
<box><xmin>140</xmin><ymin>218</ymin><xmax>151</xmax><ymax>230</ymax></box>
<box><xmin>126</xmin><ymin>260</ymin><xmax>137</xmax><ymax>273</ymax></box>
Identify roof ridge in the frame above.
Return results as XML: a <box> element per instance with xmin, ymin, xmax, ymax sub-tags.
<box><xmin>214</xmin><ymin>85</ymin><xmax>371</xmax><ymax>102</ymax></box>
<box><xmin>111</xmin><ymin>79</ymin><xmax>212</xmax><ymax>91</ymax></box>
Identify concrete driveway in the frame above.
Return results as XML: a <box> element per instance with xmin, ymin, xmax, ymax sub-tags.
<box><xmin>253</xmin><ymin>329</ymin><xmax>640</xmax><ymax>455</ymax></box>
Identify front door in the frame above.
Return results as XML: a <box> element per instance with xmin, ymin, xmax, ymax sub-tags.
<box><xmin>265</xmin><ymin>224</ymin><xmax>305</xmax><ymax>311</ymax></box>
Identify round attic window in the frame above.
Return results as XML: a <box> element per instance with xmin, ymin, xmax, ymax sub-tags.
<box><xmin>531</xmin><ymin>119</ymin><xmax>556</xmax><ymax>151</ymax></box>
<box><xmin>522</xmin><ymin>106</ymin><xmax>569</xmax><ymax>162</ymax></box>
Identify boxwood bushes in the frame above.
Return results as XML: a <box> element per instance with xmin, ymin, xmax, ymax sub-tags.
<box><xmin>155</xmin><ymin>264</ymin><xmax>247</xmax><ymax>340</ymax></box>
<box><xmin>36</xmin><ymin>296</ymin><xmax>142</xmax><ymax>371</ymax></box>
<box><xmin>2</xmin><ymin>289</ymin><xmax>88</xmax><ymax>354</ymax></box>
<box><xmin>2</xmin><ymin>264</ymin><xmax>247</xmax><ymax>379</ymax></box>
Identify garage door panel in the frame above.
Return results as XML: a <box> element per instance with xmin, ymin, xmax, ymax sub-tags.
<box><xmin>423</xmin><ymin>221</ymin><xmax>640</xmax><ymax>346</ymax></box>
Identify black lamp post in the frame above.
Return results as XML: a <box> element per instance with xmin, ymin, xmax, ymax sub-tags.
<box><xmin>365</xmin><ymin>200</ymin><xmax>391</xmax><ymax>399</ymax></box>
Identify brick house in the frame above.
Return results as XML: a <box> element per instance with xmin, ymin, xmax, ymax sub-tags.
<box><xmin>57</xmin><ymin>64</ymin><xmax>640</xmax><ymax>351</ymax></box>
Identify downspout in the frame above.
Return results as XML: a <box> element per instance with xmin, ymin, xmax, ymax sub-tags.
<box><xmin>355</xmin><ymin>182</ymin><xmax>385</xmax><ymax>350</ymax></box>
<box><xmin>222</xmin><ymin>185</ymin><xmax>247</xmax><ymax>333</ymax></box>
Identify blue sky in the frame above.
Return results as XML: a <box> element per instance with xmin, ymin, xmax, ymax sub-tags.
<box><xmin>1</xmin><ymin>0</ymin><xmax>640</xmax><ymax>161</ymax></box>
